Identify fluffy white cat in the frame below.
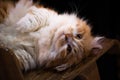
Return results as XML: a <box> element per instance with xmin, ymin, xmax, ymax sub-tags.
<box><xmin>0</xmin><ymin>0</ymin><xmax>103</xmax><ymax>71</ymax></box>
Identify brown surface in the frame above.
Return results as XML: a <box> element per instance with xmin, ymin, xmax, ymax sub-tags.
<box><xmin>0</xmin><ymin>39</ymin><xmax>116</xmax><ymax>80</ymax></box>
<box><xmin>0</xmin><ymin>45</ymin><xmax>24</xmax><ymax>80</ymax></box>
<box><xmin>79</xmin><ymin>62</ymin><xmax>100</xmax><ymax>80</ymax></box>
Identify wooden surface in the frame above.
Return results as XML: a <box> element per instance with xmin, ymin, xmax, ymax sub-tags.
<box><xmin>0</xmin><ymin>45</ymin><xmax>24</xmax><ymax>80</ymax></box>
<box><xmin>79</xmin><ymin>62</ymin><xmax>100</xmax><ymax>80</ymax></box>
<box><xmin>23</xmin><ymin>39</ymin><xmax>115</xmax><ymax>80</ymax></box>
<box><xmin>0</xmin><ymin>39</ymin><xmax>116</xmax><ymax>80</ymax></box>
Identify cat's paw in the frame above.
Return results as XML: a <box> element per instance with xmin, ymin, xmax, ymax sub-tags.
<box><xmin>16</xmin><ymin>6</ymin><xmax>50</xmax><ymax>33</ymax></box>
<box><xmin>55</xmin><ymin>64</ymin><xmax>68</xmax><ymax>71</ymax></box>
<box><xmin>16</xmin><ymin>13</ymin><xmax>39</xmax><ymax>33</ymax></box>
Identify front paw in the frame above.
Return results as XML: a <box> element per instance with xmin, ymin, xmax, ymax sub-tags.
<box><xmin>55</xmin><ymin>64</ymin><xmax>68</xmax><ymax>71</ymax></box>
<box><xmin>16</xmin><ymin>13</ymin><xmax>39</xmax><ymax>33</ymax></box>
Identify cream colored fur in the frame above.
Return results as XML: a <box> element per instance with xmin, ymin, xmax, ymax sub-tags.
<box><xmin>0</xmin><ymin>0</ymin><xmax>103</xmax><ymax>71</ymax></box>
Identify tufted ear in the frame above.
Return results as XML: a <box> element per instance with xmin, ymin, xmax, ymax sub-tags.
<box><xmin>91</xmin><ymin>37</ymin><xmax>105</xmax><ymax>55</ymax></box>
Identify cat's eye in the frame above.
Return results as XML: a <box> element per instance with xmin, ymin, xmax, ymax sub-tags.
<box><xmin>76</xmin><ymin>34</ymin><xmax>82</xmax><ymax>39</ymax></box>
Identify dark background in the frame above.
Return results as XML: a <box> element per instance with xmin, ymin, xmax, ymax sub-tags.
<box><xmin>37</xmin><ymin>0</ymin><xmax>119</xmax><ymax>80</ymax></box>
<box><xmin>37</xmin><ymin>0</ymin><xmax>119</xmax><ymax>40</ymax></box>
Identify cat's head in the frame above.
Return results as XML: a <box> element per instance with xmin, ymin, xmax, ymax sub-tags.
<box><xmin>43</xmin><ymin>15</ymin><xmax>104</xmax><ymax>71</ymax></box>
<box><xmin>39</xmin><ymin>15</ymin><xmax>101</xmax><ymax>71</ymax></box>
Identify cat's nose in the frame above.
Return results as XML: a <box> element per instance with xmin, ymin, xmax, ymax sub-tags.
<box><xmin>65</xmin><ymin>34</ymin><xmax>73</xmax><ymax>53</ymax></box>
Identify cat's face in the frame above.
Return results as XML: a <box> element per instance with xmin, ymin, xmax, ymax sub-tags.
<box><xmin>26</xmin><ymin>12</ymin><xmax>103</xmax><ymax>71</ymax></box>
<box><xmin>45</xmin><ymin>18</ymin><xmax>96</xmax><ymax>71</ymax></box>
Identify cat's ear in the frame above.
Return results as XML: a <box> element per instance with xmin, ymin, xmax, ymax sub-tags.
<box><xmin>91</xmin><ymin>37</ymin><xmax>105</xmax><ymax>55</ymax></box>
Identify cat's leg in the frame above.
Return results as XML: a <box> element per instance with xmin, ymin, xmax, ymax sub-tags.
<box><xmin>14</xmin><ymin>48</ymin><xmax>36</xmax><ymax>71</ymax></box>
<box><xmin>4</xmin><ymin>0</ymin><xmax>33</xmax><ymax>25</ymax></box>
<box><xmin>16</xmin><ymin>6</ymin><xmax>57</xmax><ymax>33</ymax></box>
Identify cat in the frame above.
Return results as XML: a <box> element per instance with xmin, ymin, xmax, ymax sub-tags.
<box><xmin>0</xmin><ymin>0</ymin><xmax>103</xmax><ymax>71</ymax></box>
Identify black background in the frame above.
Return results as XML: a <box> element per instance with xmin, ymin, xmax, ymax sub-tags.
<box><xmin>37</xmin><ymin>0</ymin><xmax>119</xmax><ymax>40</ymax></box>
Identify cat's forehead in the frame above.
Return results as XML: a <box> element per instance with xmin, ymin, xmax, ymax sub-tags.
<box><xmin>58</xmin><ymin>14</ymin><xmax>90</xmax><ymax>34</ymax></box>
<box><xmin>73</xmin><ymin>19</ymin><xmax>91</xmax><ymax>35</ymax></box>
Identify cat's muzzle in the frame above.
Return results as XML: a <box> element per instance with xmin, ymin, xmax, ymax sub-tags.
<box><xmin>64</xmin><ymin>33</ymin><xmax>84</xmax><ymax>56</ymax></box>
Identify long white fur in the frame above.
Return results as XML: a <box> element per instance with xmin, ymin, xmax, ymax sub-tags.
<box><xmin>0</xmin><ymin>0</ymin><xmax>103</xmax><ymax>71</ymax></box>
<box><xmin>17</xmin><ymin>6</ymin><xmax>57</xmax><ymax>33</ymax></box>
<box><xmin>0</xmin><ymin>0</ymin><xmax>58</xmax><ymax>70</ymax></box>
<box><xmin>0</xmin><ymin>0</ymin><xmax>35</xmax><ymax>71</ymax></box>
